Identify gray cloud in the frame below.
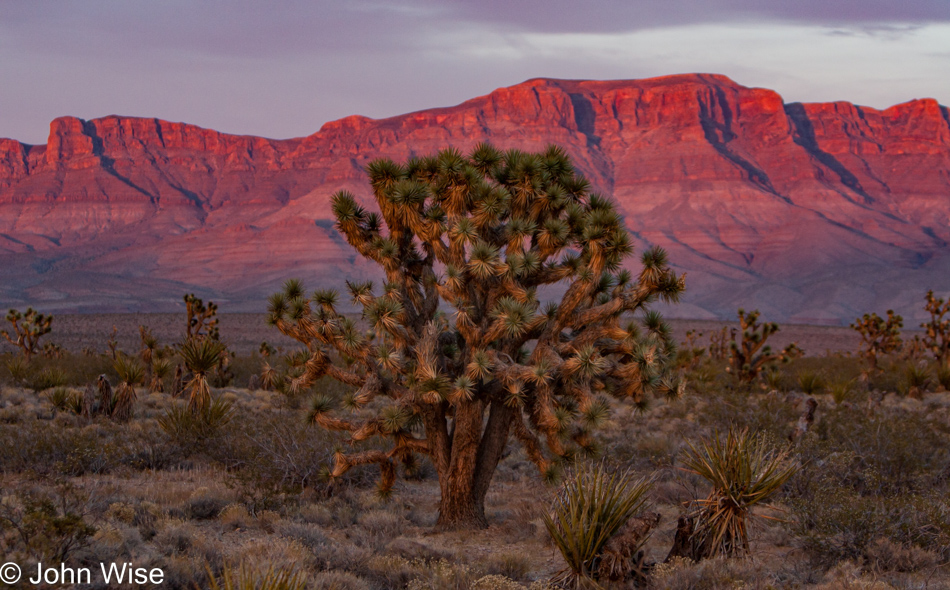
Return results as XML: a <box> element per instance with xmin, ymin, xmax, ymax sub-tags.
<box><xmin>0</xmin><ymin>0</ymin><xmax>948</xmax><ymax>144</ymax></box>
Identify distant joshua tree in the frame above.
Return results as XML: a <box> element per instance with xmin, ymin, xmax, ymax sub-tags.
<box><xmin>728</xmin><ymin>309</ymin><xmax>801</xmax><ymax>383</ymax></box>
<box><xmin>921</xmin><ymin>290</ymin><xmax>950</xmax><ymax>369</ymax></box>
<box><xmin>2</xmin><ymin>308</ymin><xmax>53</xmax><ymax>361</ymax></box>
<box><xmin>851</xmin><ymin>310</ymin><xmax>903</xmax><ymax>372</ymax></box>
<box><xmin>269</xmin><ymin>144</ymin><xmax>685</xmax><ymax>528</ymax></box>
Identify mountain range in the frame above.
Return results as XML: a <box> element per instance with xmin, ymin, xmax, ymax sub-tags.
<box><xmin>1</xmin><ymin>73</ymin><xmax>948</xmax><ymax>324</ymax></box>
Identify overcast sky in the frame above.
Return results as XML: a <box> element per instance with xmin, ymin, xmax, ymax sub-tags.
<box><xmin>1</xmin><ymin>0</ymin><xmax>948</xmax><ymax>144</ymax></box>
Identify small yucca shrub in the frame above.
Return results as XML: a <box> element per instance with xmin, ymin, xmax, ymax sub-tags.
<box><xmin>544</xmin><ymin>463</ymin><xmax>653</xmax><ymax>588</ymax></box>
<box><xmin>112</xmin><ymin>354</ymin><xmax>145</xmax><ymax>421</ymax></box>
<box><xmin>206</xmin><ymin>564</ymin><xmax>306</xmax><ymax>590</ymax></box>
<box><xmin>5</xmin><ymin>356</ymin><xmax>28</xmax><ymax>385</ymax></box>
<box><xmin>681</xmin><ymin>428</ymin><xmax>797</xmax><ymax>559</ymax></box>
<box><xmin>46</xmin><ymin>387</ymin><xmax>84</xmax><ymax>415</ymax></box>
<box><xmin>903</xmin><ymin>364</ymin><xmax>931</xmax><ymax>398</ymax></box>
<box><xmin>158</xmin><ymin>396</ymin><xmax>235</xmax><ymax>443</ymax></box>
<box><xmin>179</xmin><ymin>338</ymin><xmax>226</xmax><ymax>415</ymax></box>
<box><xmin>27</xmin><ymin>367</ymin><xmax>67</xmax><ymax>393</ymax></box>
<box><xmin>828</xmin><ymin>378</ymin><xmax>855</xmax><ymax>404</ymax></box>
<box><xmin>150</xmin><ymin>357</ymin><xmax>171</xmax><ymax>393</ymax></box>
<box><xmin>797</xmin><ymin>371</ymin><xmax>824</xmax><ymax>395</ymax></box>
<box><xmin>937</xmin><ymin>366</ymin><xmax>950</xmax><ymax>391</ymax></box>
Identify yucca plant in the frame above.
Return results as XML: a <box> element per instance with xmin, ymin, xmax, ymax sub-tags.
<box><xmin>27</xmin><ymin>367</ymin><xmax>67</xmax><ymax>393</ymax></box>
<box><xmin>937</xmin><ymin>366</ymin><xmax>950</xmax><ymax>391</ymax></box>
<box><xmin>544</xmin><ymin>464</ymin><xmax>653</xmax><ymax>588</ymax></box>
<box><xmin>150</xmin><ymin>357</ymin><xmax>171</xmax><ymax>393</ymax></box>
<box><xmin>828</xmin><ymin>378</ymin><xmax>854</xmax><ymax>404</ymax></box>
<box><xmin>158</xmin><ymin>396</ymin><xmax>235</xmax><ymax>442</ymax></box>
<box><xmin>179</xmin><ymin>338</ymin><xmax>226</xmax><ymax>416</ymax></box>
<box><xmin>47</xmin><ymin>387</ymin><xmax>84</xmax><ymax>415</ymax></box>
<box><xmin>138</xmin><ymin>325</ymin><xmax>157</xmax><ymax>387</ymax></box>
<box><xmin>5</xmin><ymin>356</ymin><xmax>28</xmax><ymax>386</ymax></box>
<box><xmin>903</xmin><ymin>363</ymin><xmax>931</xmax><ymax>398</ymax></box>
<box><xmin>797</xmin><ymin>370</ymin><xmax>825</xmax><ymax>395</ymax></box>
<box><xmin>206</xmin><ymin>564</ymin><xmax>306</xmax><ymax>590</ymax></box>
<box><xmin>112</xmin><ymin>354</ymin><xmax>145</xmax><ymax>421</ymax></box>
<box><xmin>680</xmin><ymin>428</ymin><xmax>797</xmax><ymax>559</ymax></box>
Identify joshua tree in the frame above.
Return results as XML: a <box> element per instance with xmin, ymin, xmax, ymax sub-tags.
<box><xmin>184</xmin><ymin>294</ymin><xmax>220</xmax><ymax>342</ymax></box>
<box><xmin>2</xmin><ymin>308</ymin><xmax>53</xmax><ymax>361</ymax></box>
<box><xmin>269</xmin><ymin>145</ymin><xmax>684</xmax><ymax>528</ymax></box>
<box><xmin>727</xmin><ymin>309</ymin><xmax>801</xmax><ymax>383</ymax></box>
<box><xmin>180</xmin><ymin>294</ymin><xmax>232</xmax><ymax>387</ymax></box>
<box><xmin>680</xmin><ymin>329</ymin><xmax>706</xmax><ymax>369</ymax></box>
<box><xmin>921</xmin><ymin>290</ymin><xmax>950</xmax><ymax>369</ymax></box>
<box><xmin>851</xmin><ymin>310</ymin><xmax>902</xmax><ymax>372</ymax></box>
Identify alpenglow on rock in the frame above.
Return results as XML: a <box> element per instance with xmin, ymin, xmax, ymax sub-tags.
<box><xmin>1</xmin><ymin>74</ymin><xmax>948</xmax><ymax>322</ymax></box>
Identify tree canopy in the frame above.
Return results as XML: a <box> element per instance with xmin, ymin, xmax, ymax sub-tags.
<box><xmin>268</xmin><ymin>143</ymin><xmax>684</xmax><ymax>527</ymax></box>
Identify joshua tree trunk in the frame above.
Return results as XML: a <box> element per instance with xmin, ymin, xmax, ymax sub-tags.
<box><xmin>433</xmin><ymin>400</ymin><xmax>514</xmax><ymax>529</ymax></box>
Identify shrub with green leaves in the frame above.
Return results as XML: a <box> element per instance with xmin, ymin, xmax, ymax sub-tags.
<box><xmin>112</xmin><ymin>354</ymin><xmax>145</xmax><ymax>421</ymax></box>
<box><xmin>678</xmin><ymin>428</ymin><xmax>797</xmax><ymax>559</ymax></box>
<box><xmin>543</xmin><ymin>463</ymin><xmax>653</xmax><ymax>588</ymax></box>
<box><xmin>179</xmin><ymin>338</ymin><xmax>227</xmax><ymax>416</ymax></box>
<box><xmin>158</xmin><ymin>396</ymin><xmax>235</xmax><ymax>444</ymax></box>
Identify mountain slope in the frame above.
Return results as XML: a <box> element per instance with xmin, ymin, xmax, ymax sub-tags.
<box><xmin>1</xmin><ymin>74</ymin><xmax>948</xmax><ymax>323</ymax></box>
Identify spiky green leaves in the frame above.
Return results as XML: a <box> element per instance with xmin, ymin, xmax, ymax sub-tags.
<box><xmin>544</xmin><ymin>464</ymin><xmax>653</xmax><ymax>588</ymax></box>
<box><xmin>180</xmin><ymin>339</ymin><xmax>226</xmax><ymax>375</ymax></box>
<box><xmin>114</xmin><ymin>354</ymin><xmax>145</xmax><ymax>386</ymax></box>
<box><xmin>682</xmin><ymin>428</ymin><xmax>797</xmax><ymax>558</ymax></box>
<box><xmin>491</xmin><ymin>297</ymin><xmax>537</xmax><ymax>340</ymax></box>
<box><xmin>308</xmin><ymin>394</ymin><xmax>336</xmax><ymax>423</ymax></box>
<box><xmin>468</xmin><ymin>241</ymin><xmax>502</xmax><ymax>280</ymax></box>
<box><xmin>331</xmin><ymin>191</ymin><xmax>366</xmax><ymax>226</ymax></box>
<box><xmin>564</xmin><ymin>346</ymin><xmax>608</xmax><ymax>379</ymax></box>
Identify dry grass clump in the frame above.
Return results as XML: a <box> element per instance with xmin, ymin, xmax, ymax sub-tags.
<box><xmin>310</xmin><ymin>571</ymin><xmax>372</xmax><ymax>590</ymax></box>
<box><xmin>207</xmin><ymin>563</ymin><xmax>308</xmax><ymax>590</ymax></box>
<box><xmin>648</xmin><ymin>556</ymin><xmax>772</xmax><ymax>590</ymax></box>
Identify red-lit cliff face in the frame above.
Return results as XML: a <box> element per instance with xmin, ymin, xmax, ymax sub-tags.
<box><xmin>1</xmin><ymin>74</ymin><xmax>948</xmax><ymax>323</ymax></box>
